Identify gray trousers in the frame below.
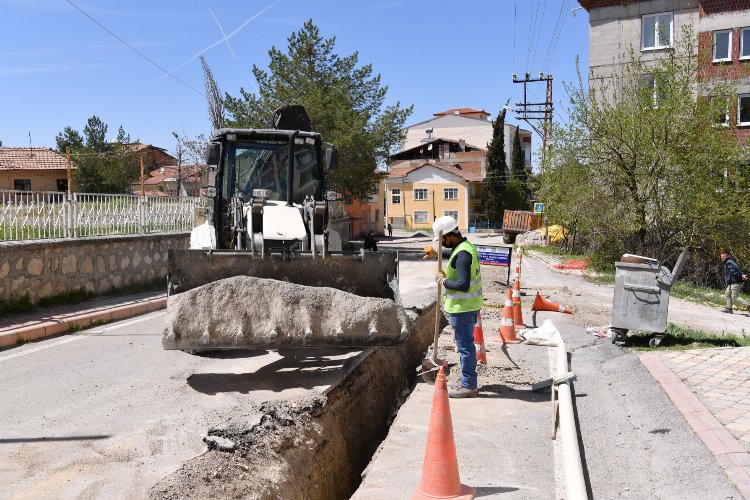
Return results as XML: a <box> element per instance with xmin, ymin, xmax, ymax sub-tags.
<box><xmin>725</xmin><ymin>283</ymin><xmax>749</xmax><ymax>309</ymax></box>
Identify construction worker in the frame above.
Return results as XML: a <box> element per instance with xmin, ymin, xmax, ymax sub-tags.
<box><xmin>430</xmin><ymin>215</ymin><xmax>483</xmax><ymax>398</ymax></box>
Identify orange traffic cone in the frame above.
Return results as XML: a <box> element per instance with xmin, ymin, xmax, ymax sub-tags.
<box><xmin>413</xmin><ymin>366</ymin><xmax>475</xmax><ymax>500</ymax></box>
<box><xmin>498</xmin><ymin>288</ymin><xmax>522</xmax><ymax>344</ymax></box>
<box><xmin>473</xmin><ymin>311</ymin><xmax>487</xmax><ymax>365</ymax></box>
<box><xmin>512</xmin><ymin>278</ymin><xmax>526</xmax><ymax>330</ymax></box>
<box><xmin>531</xmin><ymin>292</ymin><xmax>573</xmax><ymax>314</ymax></box>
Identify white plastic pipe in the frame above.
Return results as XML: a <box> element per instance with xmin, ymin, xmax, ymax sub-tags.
<box><xmin>556</xmin><ymin>337</ymin><xmax>588</xmax><ymax>500</ymax></box>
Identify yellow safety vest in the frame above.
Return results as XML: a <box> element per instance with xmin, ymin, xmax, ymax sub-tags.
<box><xmin>444</xmin><ymin>240</ymin><xmax>483</xmax><ymax>314</ymax></box>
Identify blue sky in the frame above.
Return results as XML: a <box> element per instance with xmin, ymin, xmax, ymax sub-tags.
<box><xmin>0</xmin><ymin>0</ymin><xmax>589</xmax><ymax>162</ymax></box>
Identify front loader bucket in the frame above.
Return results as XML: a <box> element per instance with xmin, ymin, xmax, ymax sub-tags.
<box><xmin>163</xmin><ymin>250</ymin><xmax>406</xmax><ymax>350</ymax></box>
<box><xmin>167</xmin><ymin>249</ymin><xmax>399</xmax><ymax>301</ymax></box>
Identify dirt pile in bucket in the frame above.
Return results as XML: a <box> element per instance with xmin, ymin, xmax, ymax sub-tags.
<box><xmin>163</xmin><ymin>276</ymin><xmax>413</xmax><ymax>349</ymax></box>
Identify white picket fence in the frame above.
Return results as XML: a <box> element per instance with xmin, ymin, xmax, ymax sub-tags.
<box><xmin>0</xmin><ymin>190</ymin><xmax>204</xmax><ymax>241</ymax></box>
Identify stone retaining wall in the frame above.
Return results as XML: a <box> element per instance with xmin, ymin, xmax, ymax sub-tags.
<box><xmin>0</xmin><ymin>233</ymin><xmax>190</xmax><ymax>303</ymax></box>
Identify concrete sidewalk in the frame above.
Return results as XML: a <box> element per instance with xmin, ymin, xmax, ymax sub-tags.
<box><xmin>642</xmin><ymin>348</ymin><xmax>750</xmax><ymax>498</ymax></box>
<box><xmin>353</xmin><ymin>328</ymin><xmax>557</xmax><ymax>499</ymax></box>
<box><xmin>0</xmin><ymin>290</ymin><xmax>166</xmax><ymax>348</ymax></box>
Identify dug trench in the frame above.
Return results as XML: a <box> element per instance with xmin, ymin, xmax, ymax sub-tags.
<box><xmin>149</xmin><ymin>290</ymin><xmax>439</xmax><ymax>500</ymax></box>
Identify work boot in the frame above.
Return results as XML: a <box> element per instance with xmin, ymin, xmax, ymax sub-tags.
<box><xmin>721</xmin><ymin>307</ymin><xmax>733</xmax><ymax>314</ymax></box>
<box><xmin>448</xmin><ymin>386</ymin><xmax>478</xmax><ymax>398</ymax></box>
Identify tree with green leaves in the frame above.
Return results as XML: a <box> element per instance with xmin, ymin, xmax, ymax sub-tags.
<box><xmin>541</xmin><ymin>26</ymin><xmax>750</xmax><ymax>281</ymax></box>
<box><xmin>223</xmin><ymin>20</ymin><xmax>412</xmax><ymax>201</ymax></box>
<box><xmin>55</xmin><ymin>116</ymin><xmax>140</xmax><ymax>193</ymax></box>
<box><xmin>482</xmin><ymin>102</ymin><xmax>509</xmax><ymax>223</ymax></box>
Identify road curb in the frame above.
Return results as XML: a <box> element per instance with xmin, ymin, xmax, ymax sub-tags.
<box><xmin>0</xmin><ymin>296</ymin><xmax>167</xmax><ymax>348</ymax></box>
<box><xmin>640</xmin><ymin>352</ymin><xmax>750</xmax><ymax>498</ymax></box>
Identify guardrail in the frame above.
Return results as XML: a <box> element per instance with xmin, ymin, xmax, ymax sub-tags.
<box><xmin>0</xmin><ymin>190</ymin><xmax>203</xmax><ymax>241</ymax></box>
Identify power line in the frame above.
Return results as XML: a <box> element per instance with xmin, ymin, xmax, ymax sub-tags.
<box><xmin>513</xmin><ymin>1</ymin><xmax>517</xmax><ymax>72</ymax></box>
<box><xmin>530</xmin><ymin>0</ymin><xmax>549</xmax><ymax>71</ymax></box>
<box><xmin>542</xmin><ymin>0</ymin><xmax>571</xmax><ymax>74</ymax></box>
<box><xmin>64</xmin><ymin>0</ymin><xmax>204</xmax><ymax>97</ymax></box>
<box><xmin>525</xmin><ymin>0</ymin><xmax>538</xmax><ymax>70</ymax></box>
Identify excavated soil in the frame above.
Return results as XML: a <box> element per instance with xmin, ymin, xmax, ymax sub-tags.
<box><xmin>149</xmin><ymin>295</ymin><xmax>439</xmax><ymax>500</ymax></box>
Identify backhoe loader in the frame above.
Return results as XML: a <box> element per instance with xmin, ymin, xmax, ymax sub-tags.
<box><xmin>163</xmin><ymin>106</ymin><xmax>409</xmax><ymax>350</ymax></box>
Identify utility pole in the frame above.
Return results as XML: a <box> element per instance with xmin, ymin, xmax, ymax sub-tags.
<box><xmin>140</xmin><ymin>156</ymin><xmax>145</xmax><ymax>197</ymax></box>
<box><xmin>512</xmin><ymin>72</ymin><xmax>553</xmax><ymax>173</ymax></box>
<box><xmin>172</xmin><ymin>132</ymin><xmax>183</xmax><ymax>197</ymax></box>
<box><xmin>65</xmin><ymin>147</ymin><xmax>73</xmax><ymax>200</ymax></box>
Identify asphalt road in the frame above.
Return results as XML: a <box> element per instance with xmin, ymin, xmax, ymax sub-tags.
<box><xmin>0</xmin><ymin>254</ymin><xmax>434</xmax><ymax>500</ymax></box>
<box><xmin>0</xmin><ymin>310</ymin><xmax>367</xmax><ymax>499</ymax></box>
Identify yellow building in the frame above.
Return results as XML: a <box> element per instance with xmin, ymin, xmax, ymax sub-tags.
<box><xmin>385</xmin><ymin>162</ymin><xmax>482</xmax><ymax>231</ymax></box>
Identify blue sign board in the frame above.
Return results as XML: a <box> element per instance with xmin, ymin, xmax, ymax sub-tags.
<box><xmin>476</xmin><ymin>245</ymin><xmax>512</xmax><ymax>267</ymax></box>
<box><xmin>533</xmin><ymin>202</ymin><xmax>545</xmax><ymax>214</ymax></box>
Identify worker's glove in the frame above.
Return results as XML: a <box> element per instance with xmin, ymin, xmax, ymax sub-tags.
<box><xmin>435</xmin><ymin>271</ymin><xmax>446</xmax><ymax>286</ymax></box>
<box><xmin>423</xmin><ymin>245</ymin><xmax>438</xmax><ymax>260</ymax></box>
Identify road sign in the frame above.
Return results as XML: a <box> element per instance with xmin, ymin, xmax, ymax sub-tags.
<box><xmin>476</xmin><ymin>245</ymin><xmax>512</xmax><ymax>267</ymax></box>
<box><xmin>533</xmin><ymin>203</ymin><xmax>545</xmax><ymax>214</ymax></box>
<box><xmin>477</xmin><ymin>244</ymin><xmax>513</xmax><ymax>285</ymax></box>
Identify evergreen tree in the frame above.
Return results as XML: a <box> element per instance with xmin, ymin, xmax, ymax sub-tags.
<box><xmin>511</xmin><ymin>127</ymin><xmax>527</xmax><ymax>184</ymax></box>
<box><xmin>223</xmin><ymin>20</ymin><xmax>412</xmax><ymax>201</ymax></box>
<box><xmin>83</xmin><ymin>115</ymin><xmax>107</xmax><ymax>151</ymax></box>
<box><xmin>56</xmin><ymin>117</ymin><xmax>139</xmax><ymax>193</ymax></box>
<box><xmin>55</xmin><ymin>126</ymin><xmax>84</xmax><ymax>154</ymax></box>
<box><xmin>116</xmin><ymin>125</ymin><xmax>130</xmax><ymax>144</ymax></box>
<box><xmin>482</xmin><ymin>102</ymin><xmax>509</xmax><ymax>223</ymax></box>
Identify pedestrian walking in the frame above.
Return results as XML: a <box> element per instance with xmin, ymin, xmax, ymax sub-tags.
<box><xmin>721</xmin><ymin>249</ymin><xmax>749</xmax><ymax>314</ymax></box>
<box><xmin>430</xmin><ymin>215</ymin><xmax>483</xmax><ymax>398</ymax></box>
<box><xmin>387</xmin><ymin>222</ymin><xmax>393</xmax><ymax>238</ymax></box>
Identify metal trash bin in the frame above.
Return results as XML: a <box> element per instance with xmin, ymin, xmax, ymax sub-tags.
<box><xmin>610</xmin><ymin>249</ymin><xmax>688</xmax><ymax>347</ymax></box>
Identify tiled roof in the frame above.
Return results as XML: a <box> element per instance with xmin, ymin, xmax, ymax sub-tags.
<box><xmin>121</xmin><ymin>143</ymin><xmax>169</xmax><ymax>154</ymax></box>
<box><xmin>142</xmin><ymin>164</ymin><xmax>208</xmax><ymax>185</ymax></box>
<box><xmin>387</xmin><ymin>162</ymin><xmax>483</xmax><ymax>182</ymax></box>
<box><xmin>0</xmin><ymin>147</ymin><xmax>72</xmax><ymax>170</ymax></box>
<box><xmin>434</xmin><ymin>107</ymin><xmax>489</xmax><ymax>116</ymax></box>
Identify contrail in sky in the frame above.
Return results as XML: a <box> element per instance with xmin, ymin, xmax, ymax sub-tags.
<box><xmin>208</xmin><ymin>5</ymin><xmax>236</xmax><ymax>60</ymax></box>
<box><xmin>149</xmin><ymin>0</ymin><xmax>279</xmax><ymax>86</ymax></box>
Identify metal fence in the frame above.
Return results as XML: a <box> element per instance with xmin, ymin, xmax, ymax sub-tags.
<box><xmin>0</xmin><ymin>190</ymin><xmax>203</xmax><ymax>241</ymax></box>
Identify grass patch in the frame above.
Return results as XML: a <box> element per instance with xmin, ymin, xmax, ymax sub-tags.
<box><xmin>525</xmin><ymin>244</ymin><xmax>586</xmax><ymax>261</ymax></box>
<box><xmin>16</xmin><ymin>336</ymin><xmax>30</xmax><ymax>345</ymax></box>
<box><xmin>628</xmin><ymin>323</ymin><xmax>750</xmax><ymax>351</ymax></box>
<box><xmin>670</xmin><ymin>281</ymin><xmax>750</xmax><ymax>310</ymax></box>
<box><xmin>583</xmin><ymin>270</ymin><xmax>615</xmax><ymax>285</ymax></box>
<box><xmin>0</xmin><ymin>294</ymin><xmax>36</xmax><ymax>316</ymax></box>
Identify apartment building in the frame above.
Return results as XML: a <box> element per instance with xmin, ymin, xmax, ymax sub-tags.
<box><xmin>581</xmin><ymin>0</ymin><xmax>750</xmax><ymax>134</ymax></box>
